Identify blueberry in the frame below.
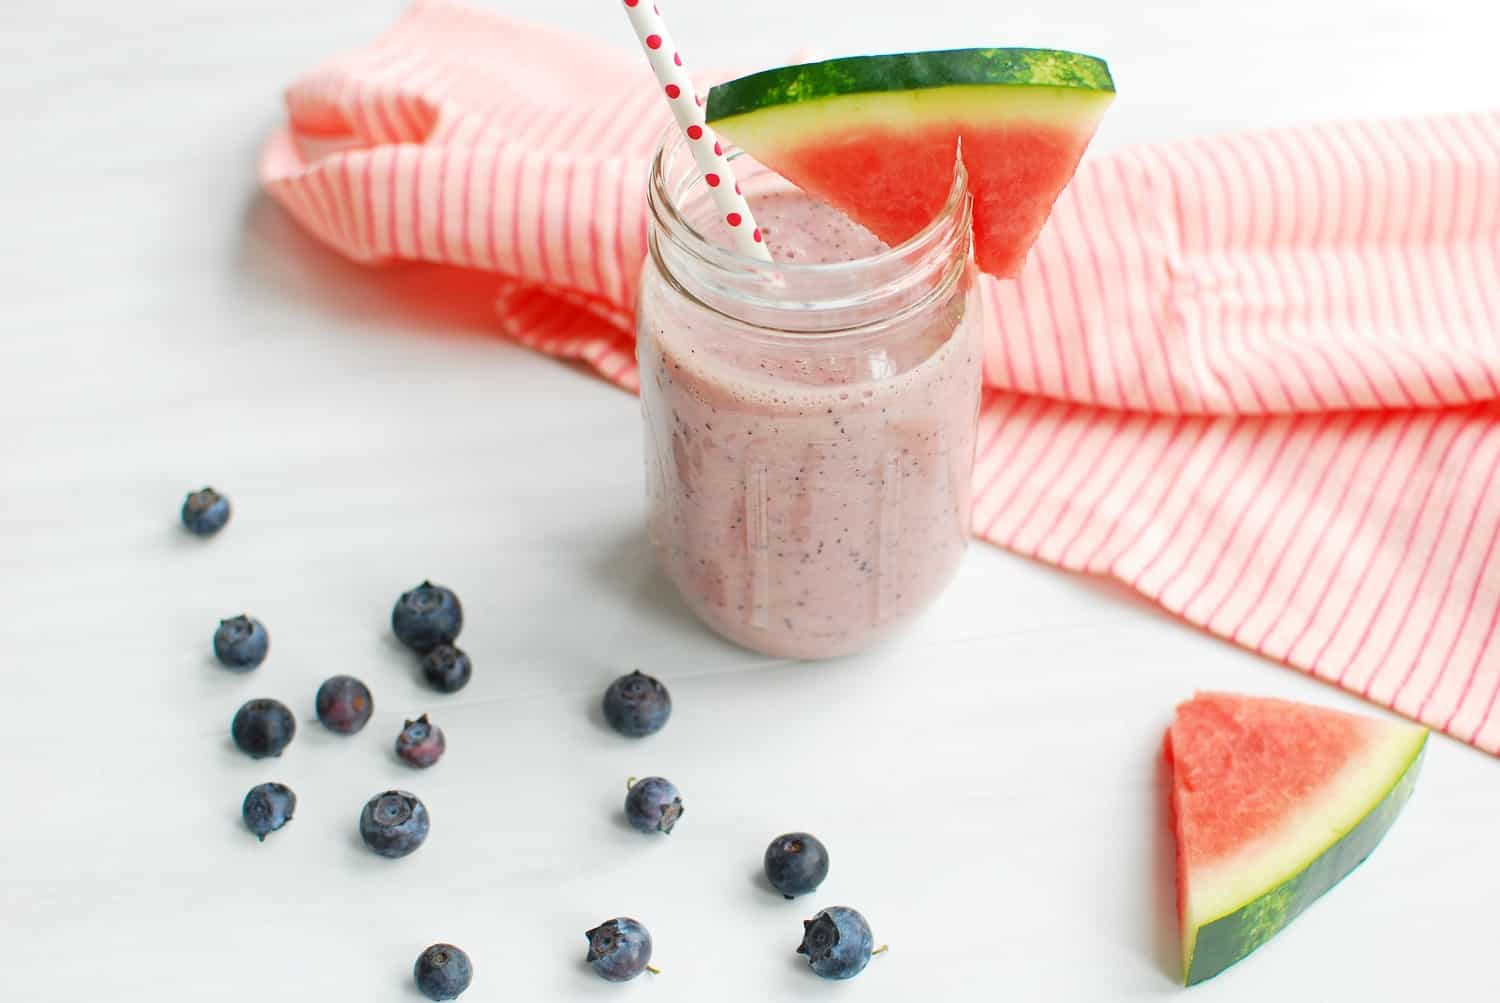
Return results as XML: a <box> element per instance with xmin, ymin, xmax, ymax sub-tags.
<box><xmin>585</xmin><ymin>918</ymin><xmax>653</xmax><ymax>982</ymax></box>
<box><xmin>624</xmin><ymin>777</ymin><xmax>682</xmax><ymax>835</ymax></box>
<box><xmin>602</xmin><ymin>670</ymin><xmax>671</xmax><ymax>737</ymax></box>
<box><xmin>414</xmin><ymin>943</ymin><xmax>472</xmax><ymax>1000</ymax></box>
<box><xmin>392</xmin><ymin>581</ymin><xmax>463</xmax><ymax>654</ymax></box>
<box><xmin>241</xmin><ymin>782</ymin><xmax>296</xmax><ymax>841</ymax></box>
<box><xmin>359</xmin><ymin>790</ymin><xmax>429</xmax><ymax>858</ymax></box>
<box><xmin>396</xmin><ymin>714</ymin><xmax>446</xmax><ymax>768</ymax></box>
<box><xmin>765</xmin><ymin>833</ymin><xmax>830</xmax><ymax>899</ymax></box>
<box><xmin>231</xmin><ymin>698</ymin><xmax>296</xmax><ymax>758</ymax></box>
<box><xmin>213</xmin><ymin>615</ymin><xmax>268</xmax><ymax>671</ymax></box>
<box><xmin>181</xmin><ymin>487</ymin><xmax>230</xmax><ymax>536</ymax></box>
<box><xmin>798</xmin><ymin>907</ymin><xmax>876</xmax><ymax>980</ymax></box>
<box><xmin>315</xmin><ymin>675</ymin><xmax>374</xmax><ymax>734</ymax></box>
<box><xmin>421</xmin><ymin>644</ymin><xmax>472</xmax><ymax>694</ymax></box>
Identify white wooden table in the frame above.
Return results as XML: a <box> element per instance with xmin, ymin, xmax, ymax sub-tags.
<box><xmin>4</xmin><ymin>1</ymin><xmax>1496</xmax><ymax>999</ymax></box>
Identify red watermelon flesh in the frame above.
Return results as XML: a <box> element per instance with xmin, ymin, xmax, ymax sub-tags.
<box><xmin>768</xmin><ymin>121</ymin><xmax>1099</xmax><ymax>277</ymax></box>
<box><xmin>962</xmin><ymin>123</ymin><xmax>1104</xmax><ymax>276</ymax></box>
<box><xmin>1164</xmin><ymin>692</ymin><xmax>1426</xmax><ymax>985</ymax></box>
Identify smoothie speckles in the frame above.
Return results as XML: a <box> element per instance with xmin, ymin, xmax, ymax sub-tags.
<box><xmin>639</xmin><ymin>189</ymin><xmax>981</xmax><ymax>659</ymax></box>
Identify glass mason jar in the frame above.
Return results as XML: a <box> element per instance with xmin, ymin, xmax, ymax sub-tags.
<box><xmin>637</xmin><ymin>131</ymin><xmax>984</xmax><ymax>659</ymax></box>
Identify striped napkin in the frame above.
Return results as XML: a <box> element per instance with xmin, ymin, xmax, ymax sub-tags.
<box><xmin>261</xmin><ymin>0</ymin><xmax>1500</xmax><ymax>754</ymax></box>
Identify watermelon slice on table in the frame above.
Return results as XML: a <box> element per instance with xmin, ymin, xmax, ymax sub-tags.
<box><xmin>704</xmin><ymin>48</ymin><xmax>1115</xmax><ymax>277</ymax></box>
<box><xmin>1164</xmin><ymin>693</ymin><xmax>1427</xmax><ymax>986</ymax></box>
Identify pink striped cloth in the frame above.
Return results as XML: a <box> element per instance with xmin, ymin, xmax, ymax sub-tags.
<box><xmin>262</xmin><ymin>0</ymin><xmax>1500</xmax><ymax>754</ymax></box>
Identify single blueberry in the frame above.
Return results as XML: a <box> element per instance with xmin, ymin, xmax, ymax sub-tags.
<box><xmin>315</xmin><ymin>675</ymin><xmax>374</xmax><ymax>734</ymax></box>
<box><xmin>392</xmin><ymin>581</ymin><xmax>463</xmax><ymax>654</ymax></box>
<box><xmin>602</xmin><ymin>670</ymin><xmax>672</xmax><ymax>737</ymax></box>
<box><xmin>585</xmin><ymin>917</ymin><xmax>653</xmax><ymax>982</ymax></box>
<box><xmin>624</xmin><ymin>777</ymin><xmax>682</xmax><ymax>835</ymax></box>
<box><xmin>181</xmin><ymin>487</ymin><xmax>231</xmax><ymax>536</ymax></box>
<box><xmin>414</xmin><ymin>943</ymin><xmax>472</xmax><ymax>1000</ymax></box>
<box><xmin>231</xmin><ymin>698</ymin><xmax>296</xmax><ymax>758</ymax></box>
<box><xmin>359</xmin><ymin>790</ymin><xmax>430</xmax><ymax>858</ymax></box>
<box><xmin>241</xmin><ymin>782</ymin><xmax>296</xmax><ymax>841</ymax></box>
<box><xmin>764</xmin><ymin>833</ymin><xmax>830</xmax><ymax>899</ymax></box>
<box><xmin>798</xmin><ymin>907</ymin><xmax>876</xmax><ymax>980</ymax></box>
<box><xmin>213</xmin><ymin>615</ymin><xmax>268</xmax><ymax>671</ymax></box>
<box><xmin>421</xmin><ymin>644</ymin><xmax>472</xmax><ymax>694</ymax></box>
<box><xmin>396</xmin><ymin>714</ymin><xmax>446</xmax><ymax>768</ymax></box>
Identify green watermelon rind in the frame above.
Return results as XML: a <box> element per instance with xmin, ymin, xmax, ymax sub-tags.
<box><xmin>705</xmin><ymin>48</ymin><xmax>1114</xmax><ymax>124</ymax></box>
<box><xmin>1184</xmin><ymin>731</ymin><xmax>1428</xmax><ymax>987</ymax></box>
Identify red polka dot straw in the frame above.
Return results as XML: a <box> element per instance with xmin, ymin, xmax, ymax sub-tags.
<box><xmin>619</xmin><ymin>0</ymin><xmax>770</xmax><ymax>261</ymax></box>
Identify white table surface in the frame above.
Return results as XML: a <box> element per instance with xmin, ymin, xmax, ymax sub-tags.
<box><xmin>5</xmin><ymin>1</ymin><xmax>1497</xmax><ymax>999</ymax></box>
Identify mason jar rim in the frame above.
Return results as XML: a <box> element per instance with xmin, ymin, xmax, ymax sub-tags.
<box><xmin>647</xmin><ymin>125</ymin><xmax>969</xmax><ymax>274</ymax></box>
<box><xmin>645</xmin><ymin>125</ymin><xmax>972</xmax><ymax>338</ymax></box>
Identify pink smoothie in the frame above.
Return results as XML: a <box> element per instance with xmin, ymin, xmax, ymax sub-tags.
<box><xmin>638</xmin><ymin>191</ymin><xmax>983</xmax><ymax>658</ymax></box>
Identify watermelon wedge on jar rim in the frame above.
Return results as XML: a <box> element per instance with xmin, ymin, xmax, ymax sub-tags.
<box><xmin>1164</xmin><ymin>693</ymin><xmax>1427</xmax><ymax>986</ymax></box>
<box><xmin>705</xmin><ymin>47</ymin><xmax>1115</xmax><ymax>276</ymax></box>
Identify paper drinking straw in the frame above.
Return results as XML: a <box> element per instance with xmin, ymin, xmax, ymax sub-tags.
<box><xmin>619</xmin><ymin>0</ymin><xmax>773</xmax><ymax>261</ymax></box>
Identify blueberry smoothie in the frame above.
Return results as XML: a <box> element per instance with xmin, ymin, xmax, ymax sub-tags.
<box><xmin>638</xmin><ymin>186</ymin><xmax>982</xmax><ymax>659</ymax></box>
